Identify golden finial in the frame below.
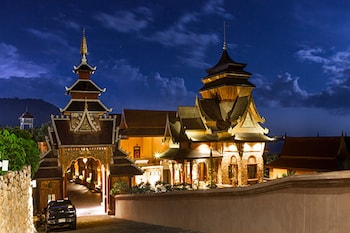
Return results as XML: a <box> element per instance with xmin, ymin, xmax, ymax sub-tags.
<box><xmin>80</xmin><ymin>28</ymin><xmax>88</xmax><ymax>63</ymax></box>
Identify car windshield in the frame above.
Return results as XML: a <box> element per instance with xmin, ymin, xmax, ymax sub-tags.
<box><xmin>48</xmin><ymin>200</ymin><xmax>72</xmax><ymax>209</ymax></box>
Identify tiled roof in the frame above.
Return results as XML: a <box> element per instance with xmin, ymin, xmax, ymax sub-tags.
<box><xmin>34</xmin><ymin>167</ymin><xmax>62</xmax><ymax>179</ymax></box>
<box><xmin>19</xmin><ymin>111</ymin><xmax>34</xmax><ymax>119</ymax></box>
<box><xmin>61</xmin><ymin>100</ymin><xmax>110</xmax><ymax>112</ymax></box>
<box><xmin>266</xmin><ymin>157</ymin><xmax>339</xmax><ymax>171</ymax></box>
<box><xmin>110</xmin><ymin>149</ymin><xmax>144</xmax><ymax>176</ymax></box>
<box><xmin>266</xmin><ymin>137</ymin><xmax>350</xmax><ymax>171</ymax></box>
<box><xmin>230</xmin><ymin>96</ymin><xmax>249</xmax><ymax>122</ymax></box>
<box><xmin>200</xmin><ymin>77</ymin><xmax>255</xmax><ymax>92</ymax></box>
<box><xmin>121</xmin><ymin>109</ymin><xmax>176</xmax><ymax>128</ymax></box>
<box><xmin>120</xmin><ymin>128</ymin><xmax>166</xmax><ymax>136</ymax></box>
<box><xmin>52</xmin><ymin>118</ymin><xmax>115</xmax><ymax>145</ymax></box>
<box><xmin>119</xmin><ymin>109</ymin><xmax>176</xmax><ymax>136</ymax></box>
<box><xmin>198</xmin><ymin>99</ymin><xmax>223</xmax><ymax>122</ymax></box>
<box><xmin>280</xmin><ymin>137</ymin><xmax>341</xmax><ymax>158</ymax></box>
<box><xmin>178</xmin><ymin>106</ymin><xmax>206</xmax><ymax>131</ymax></box>
<box><xmin>66</xmin><ymin>79</ymin><xmax>104</xmax><ymax>93</ymax></box>
<box><xmin>205</xmin><ymin>50</ymin><xmax>251</xmax><ymax>76</ymax></box>
<box><xmin>110</xmin><ymin>164</ymin><xmax>143</xmax><ymax>176</ymax></box>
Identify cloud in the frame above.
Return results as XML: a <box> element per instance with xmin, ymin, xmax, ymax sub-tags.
<box><xmin>202</xmin><ymin>0</ymin><xmax>234</xmax><ymax>19</ymax></box>
<box><xmin>296</xmin><ymin>47</ymin><xmax>350</xmax><ymax>82</ymax></box>
<box><xmin>100</xmin><ymin>59</ymin><xmax>195</xmax><ymax>110</ymax></box>
<box><xmin>253</xmin><ymin>70</ymin><xmax>350</xmax><ymax>112</ymax></box>
<box><xmin>295</xmin><ymin>47</ymin><xmax>328</xmax><ymax>64</ymax></box>
<box><xmin>26</xmin><ymin>28</ymin><xmax>70</xmax><ymax>48</ymax></box>
<box><xmin>94</xmin><ymin>7</ymin><xmax>152</xmax><ymax>33</ymax></box>
<box><xmin>0</xmin><ymin>43</ymin><xmax>49</xmax><ymax>79</ymax></box>
<box><xmin>253</xmin><ymin>72</ymin><xmax>309</xmax><ymax>108</ymax></box>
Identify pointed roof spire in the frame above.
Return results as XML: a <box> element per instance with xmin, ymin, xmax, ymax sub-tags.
<box><xmin>73</xmin><ymin>28</ymin><xmax>96</xmax><ymax>74</ymax></box>
<box><xmin>205</xmin><ymin>23</ymin><xmax>250</xmax><ymax>76</ymax></box>
<box><xmin>223</xmin><ymin>21</ymin><xmax>227</xmax><ymax>50</ymax></box>
<box><xmin>80</xmin><ymin>28</ymin><xmax>88</xmax><ymax>63</ymax></box>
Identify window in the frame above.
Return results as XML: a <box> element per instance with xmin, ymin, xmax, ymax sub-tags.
<box><xmin>247</xmin><ymin>156</ymin><xmax>257</xmax><ymax>179</ymax></box>
<box><xmin>228</xmin><ymin>156</ymin><xmax>238</xmax><ymax>185</ymax></box>
<box><xmin>198</xmin><ymin>162</ymin><xmax>207</xmax><ymax>181</ymax></box>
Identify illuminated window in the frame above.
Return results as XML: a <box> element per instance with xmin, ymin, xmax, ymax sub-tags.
<box><xmin>133</xmin><ymin>145</ymin><xmax>140</xmax><ymax>159</ymax></box>
<box><xmin>228</xmin><ymin>156</ymin><xmax>238</xmax><ymax>185</ymax></box>
<box><xmin>198</xmin><ymin>162</ymin><xmax>207</xmax><ymax>182</ymax></box>
<box><xmin>247</xmin><ymin>156</ymin><xmax>257</xmax><ymax>179</ymax></box>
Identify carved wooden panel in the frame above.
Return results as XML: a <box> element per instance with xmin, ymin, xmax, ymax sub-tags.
<box><xmin>60</xmin><ymin>147</ymin><xmax>111</xmax><ymax>174</ymax></box>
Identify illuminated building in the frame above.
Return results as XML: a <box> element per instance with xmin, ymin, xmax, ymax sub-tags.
<box><xmin>19</xmin><ymin>109</ymin><xmax>34</xmax><ymax>129</ymax></box>
<box><xmin>34</xmin><ymin>31</ymin><xmax>142</xmax><ymax>213</ymax></box>
<box><xmin>119</xmin><ymin>38</ymin><xmax>275</xmax><ymax>188</ymax></box>
<box><xmin>266</xmin><ymin>136</ymin><xmax>350</xmax><ymax>178</ymax></box>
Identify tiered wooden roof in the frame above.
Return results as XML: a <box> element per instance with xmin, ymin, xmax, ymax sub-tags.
<box><xmin>110</xmin><ymin>147</ymin><xmax>144</xmax><ymax>176</ymax></box>
<box><xmin>164</xmin><ymin>45</ymin><xmax>273</xmax><ymax>145</ymax></box>
<box><xmin>60</xmin><ymin>31</ymin><xmax>111</xmax><ymax>115</ymax></box>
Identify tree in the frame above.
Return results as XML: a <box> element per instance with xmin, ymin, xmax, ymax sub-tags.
<box><xmin>0</xmin><ymin>128</ymin><xmax>40</xmax><ymax>176</ymax></box>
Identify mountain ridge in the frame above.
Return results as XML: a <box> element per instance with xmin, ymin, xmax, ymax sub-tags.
<box><xmin>0</xmin><ymin>98</ymin><xmax>60</xmax><ymax>127</ymax></box>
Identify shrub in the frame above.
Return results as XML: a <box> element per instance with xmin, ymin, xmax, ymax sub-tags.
<box><xmin>0</xmin><ymin>129</ymin><xmax>40</xmax><ymax>176</ymax></box>
<box><xmin>110</xmin><ymin>181</ymin><xmax>130</xmax><ymax>196</ymax></box>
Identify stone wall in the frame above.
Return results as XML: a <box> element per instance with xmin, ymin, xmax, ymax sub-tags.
<box><xmin>115</xmin><ymin>171</ymin><xmax>350</xmax><ymax>233</ymax></box>
<box><xmin>0</xmin><ymin>166</ymin><xmax>36</xmax><ymax>233</ymax></box>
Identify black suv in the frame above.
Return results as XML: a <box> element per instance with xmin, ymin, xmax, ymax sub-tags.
<box><xmin>45</xmin><ymin>199</ymin><xmax>77</xmax><ymax>231</ymax></box>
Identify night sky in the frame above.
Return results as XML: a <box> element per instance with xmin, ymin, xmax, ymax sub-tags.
<box><xmin>1</xmin><ymin>0</ymin><xmax>350</xmax><ymax>136</ymax></box>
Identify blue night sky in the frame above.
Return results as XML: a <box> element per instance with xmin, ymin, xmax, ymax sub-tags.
<box><xmin>1</xmin><ymin>0</ymin><xmax>350</xmax><ymax>136</ymax></box>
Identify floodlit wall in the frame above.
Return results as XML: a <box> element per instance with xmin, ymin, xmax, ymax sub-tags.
<box><xmin>115</xmin><ymin>171</ymin><xmax>350</xmax><ymax>233</ymax></box>
<box><xmin>0</xmin><ymin>166</ymin><xmax>36</xmax><ymax>233</ymax></box>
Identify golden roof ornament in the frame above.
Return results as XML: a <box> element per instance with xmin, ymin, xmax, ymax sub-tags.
<box><xmin>80</xmin><ymin>28</ymin><xmax>88</xmax><ymax>63</ymax></box>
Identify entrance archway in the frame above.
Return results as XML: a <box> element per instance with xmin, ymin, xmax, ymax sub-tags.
<box><xmin>66</xmin><ymin>158</ymin><xmax>104</xmax><ymax>216</ymax></box>
<box><xmin>60</xmin><ymin>147</ymin><xmax>112</xmax><ymax>215</ymax></box>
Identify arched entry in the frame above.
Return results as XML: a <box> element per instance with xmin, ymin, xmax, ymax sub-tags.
<box><xmin>66</xmin><ymin>158</ymin><xmax>104</xmax><ymax>216</ymax></box>
<box><xmin>60</xmin><ymin>147</ymin><xmax>112</xmax><ymax>215</ymax></box>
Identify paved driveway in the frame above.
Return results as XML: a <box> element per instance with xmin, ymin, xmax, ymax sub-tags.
<box><xmin>39</xmin><ymin>215</ymin><xmax>205</xmax><ymax>233</ymax></box>
<box><xmin>37</xmin><ymin>183</ymin><xmax>204</xmax><ymax>233</ymax></box>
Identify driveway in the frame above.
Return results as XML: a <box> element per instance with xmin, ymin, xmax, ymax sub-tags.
<box><xmin>38</xmin><ymin>215</ymin><xmax>205</xmax><ymax>233</ymax></box>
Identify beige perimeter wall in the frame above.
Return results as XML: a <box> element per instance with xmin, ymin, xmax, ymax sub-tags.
<box><xmin>0</xmin><ymin>166</ymin><xmax>36</xmax><ymax>233</ymax></box>
<box><xmin>115</xmin><ymin>171</ymin><xmax>350</xmax><ymax>233</ymax></box>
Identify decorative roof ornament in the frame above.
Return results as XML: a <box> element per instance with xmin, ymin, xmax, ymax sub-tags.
<box><xmin>73</xmin><ymin>28</ymin><xmax>96</xmax><ymax>73</ymax></box>
<box><xmin>223</xmin><ymin>21</ymin><xmax>227</xmax><ymax>51</ymax></box>
<box><xmin>80</xmin><ymin>28</ymin><xmax>88</xmax><ymax>63</ymax></box>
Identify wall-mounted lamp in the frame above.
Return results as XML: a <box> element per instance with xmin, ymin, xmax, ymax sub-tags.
<box><xmin>0</xmin><ymin>160</ymin><xmax>9</xmax><ymax>171</ymax></box>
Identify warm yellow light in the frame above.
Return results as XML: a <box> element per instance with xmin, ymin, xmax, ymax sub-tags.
<box><xmin>83</xmin><ymin>158</ymin><xmax>88</xmax><ymax>164</ymax></box>
<box><xmin>243</xmin><ymin>143</ymin><xmax>250</xmax><ymax>151</ymax></box>
<box><xmin>154</xmin><ymin>152</ymin><xmax>160</xmax><ymax>158</ymax></box>
<box><xmin>252</xmin><ymin>143</ymin><xmax>261</xmax><ymax>151</ymax></box>
<box><xmin>226</xmin><ymin>144</ymin><xmax>237</xmax><ymax>152</ymax></box>
<box><xmin>198</xmin><ymin>144</ymin><xmax>210</xmax><ymax>153</ymax></box>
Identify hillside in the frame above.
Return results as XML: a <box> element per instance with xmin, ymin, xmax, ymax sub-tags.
<box><xmin>0</xmin><ymin>98</ymin><xmax>60</xmax><ymax>127</ymax></box>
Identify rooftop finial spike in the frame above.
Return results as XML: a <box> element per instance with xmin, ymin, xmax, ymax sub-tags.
<box><xmin>80</xmin><ymin>28</ymin><xmax>88</xmax><ymax>63</ymax></box>
<box><xmin>223</xmin><ymin>21</ymin><xmax>227</xmax><ymax>50</ymax></box>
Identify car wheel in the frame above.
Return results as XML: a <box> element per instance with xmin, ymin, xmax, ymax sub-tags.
<box><xmin>45</xmin><ymin>224</ymin><xmax>50</xmax><ymax>233</ymax></box>
<box><xmin>70</xmin><ymin>220</ymin><xmax>77</xmax><ymax>230</ymax></box>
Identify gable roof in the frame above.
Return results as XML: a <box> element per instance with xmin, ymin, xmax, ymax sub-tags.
<box><xmin>51</xmin><ymin>116</ymin><xmax>116</xmax><ymax>146</ymax></box>
<box><xmin>119</xmin><ymin>109</ymin><xmax>176</xmax><ymax>136</ymax></box>
<box><xmin>266</xmin><ymin>136</ymin><xmax>350</xmax><ymax>171</ymax></box>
